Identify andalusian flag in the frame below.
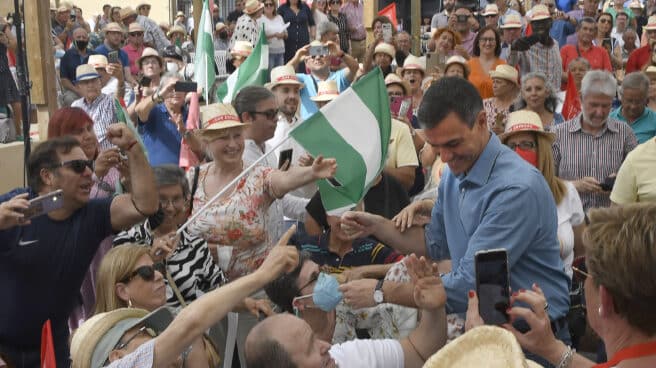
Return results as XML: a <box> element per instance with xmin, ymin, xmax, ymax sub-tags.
<box><xmin>194</xmin><ymin>0</ymin><xmax>216</xmax><ymax>102</ymax></box>
<box><xmin>216</xmin><ymin>26</ymin><xmax>269</xmax><ymax>103</ymax></box>
<box><xmin>289</xmin><ymin>68</ymin><xmax>391</xmax><ymax>215</ymax></box>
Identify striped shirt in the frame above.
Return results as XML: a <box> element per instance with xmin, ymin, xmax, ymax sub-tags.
<box><xmin>508</xmin><ymin>39</ymin><xmax>563</xmax><ymax>92</ymax></box>
<box><xmin>71</xmin><ymin>93</ymin><xmax>117</xmax><ymax>150</ymax></box>
<box><xmin>113</xmin><ymin>220</ymin><xmax>227</xmax><ymax>309</ymax></box>
<box><xmin>552</xmin><ymin>114</ymin><xmax>638</xmax><ymax>211</ymax></box>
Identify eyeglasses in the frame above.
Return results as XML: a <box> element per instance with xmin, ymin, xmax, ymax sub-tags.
<box><xmin>506</xmin><ymin>141</ymin><xmax>537</xmax><ymax>150</ymax></box>
<box><xmin>120</xmin><ymin>263</ymin><xmax>166</xmax><ymax>283</ymax></box>
<box><xmin>479</xmin><ymin>37</ymin><xmax>496</xmax><ymax>43</ymax></box>
<box><xmin>114</xmin><ymin>325</ymin><xmax>157</xmax><ymax>350</ymax></box>
<box><xmin>159</xmin><ymin>196</ymin><xmax>186</xmax><ymax>209</ymax></box>
<box><xmin>50</xmin><ymin>159</ymin><xmax>94</xmax><ymax>174</ymax></box>
<box><xmin>251</xmin><ymin>108</ymin><xmax>279</xmax><ymax>120</ymax></box>
<box><xmin>297</xmin><ymin>272</ymin><xmax>319</xmax><ymax>294</ymax></box>
<box><xmin>129</xmin><ymin>32</ymin><xmax>144</xmax><ymax>36</ymax></box>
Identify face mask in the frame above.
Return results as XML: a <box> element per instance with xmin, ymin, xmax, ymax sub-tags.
<box><xmin>74</xmin><ymin>40</ymin><xmax>88</xmax><ymax>50</ymax></box>
<box><xmin>514</xmin><ymin>147</ymin><xmax>538</xmax><ymax>167</ymax></box>
<box><xmin>55</xmin><ymin>48</ymin><xmax>65</xmax><ymax>58</ymax></box>
<box><xmin>292</xmin><ymin>272</ymin><xmax>342</xmax><ymax>314</ymax></box>
<box><xmin>166</xmin><ymin>62</ymin><xmax>180</xmax><ymax>73</ymax></box>
<box><xmin>219</xmin><ymin>31</ymin><xmax>228</xmax><ymax>39</ymax></box>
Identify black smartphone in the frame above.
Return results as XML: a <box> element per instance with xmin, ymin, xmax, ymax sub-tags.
<box><xmin>174</xmin><ymin>81</ymin><xmax>198</xmax><ymax>92</ymax></box>
<box><xmin>19</xmin><ymin>190</ymin><xmax>64</xmax><ymax>220</ymax></box>
<box><xmin>475</xmin><ymin>248</ymin><xmax>510</xmax><ymax>325</ymax></box>
<box><xmin>600</xmin><ymin>175</ymin><xmax>616</xmax><ymax>191</ymax></box>
<box><xmin>278</xmin><ymin>149</ymin><xmax>293</xmax><ymax>170</ymax></box>
<box><xmin>139</xmin><ymin>76</ymin><xmax>152</xmax><ymax>87</ymax></box>
<box><xmin>309</xmin><ymin>45</ymin><xmax>329</xmax><ymax>57</ymax></box>
<box><xmin>107</xmin><ymin>50</ymin><xmax>119</xmax><ymax>64</ymax></box>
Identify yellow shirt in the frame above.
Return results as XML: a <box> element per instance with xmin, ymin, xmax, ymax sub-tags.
<box><xmin>610</xmin><ymin>138</ymin><xmax>656</xmax><ymax>204</ymax></box>
<box><xmin>386</xmin><ymin>119</ymin><xmax>419</xmax><ymax>170</ymax></box>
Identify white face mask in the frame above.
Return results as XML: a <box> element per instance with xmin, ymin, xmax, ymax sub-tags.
<box><xmin>166</xmin><ymin>62</ymin><xmax>180</xmax><ymax>73</ymax></box>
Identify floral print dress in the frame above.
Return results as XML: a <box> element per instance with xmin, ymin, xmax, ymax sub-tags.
<box><xmin>186</xmin><ymin>163</ymin><xmax>275</xmax><ymax>280</ymax></box>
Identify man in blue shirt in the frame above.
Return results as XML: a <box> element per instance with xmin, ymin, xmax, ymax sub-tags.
<box><xmin>60</xmin><ymin>28</ymin><xmax>96</xmax><ymax>106</ymax></box>
<box><xmin>285</xmin><ymin>40</ymin><xmax>359</xmax><ymax>120</ymax></box>
<box><xmin>95</xmin><ymin>22</ymin><xmax>138</xmax><ymax>86</ymax></box>
<box><xmin>609</xmin><ymin>71</ymin><xmax>656</xmax><ymax>143</ymax></box>
<box><xmin>342</xmin><ymin>77</ymin><xmax>570</xmax><ymax>341</ymax></box>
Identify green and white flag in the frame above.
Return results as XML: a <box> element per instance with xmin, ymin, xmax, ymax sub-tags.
<box><xmin>216</xmin><ymin>26</ymin><xmax>269</xmax><ymax>103</ymax></box>
<box><xmin>193</xmin><ymin>0</ymin><xmax>216</xmax><ymax>102</ymax></box>
<box><xmin>289</xmin><ymin>68</ymin><xmax>391</xmax><ymax>215</ymax></box>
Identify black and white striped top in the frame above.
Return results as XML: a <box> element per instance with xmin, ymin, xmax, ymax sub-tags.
<box><xmin>113</xmin><ymin>220</ymin><xmax>227</xmax><ymax>309</ymax></box>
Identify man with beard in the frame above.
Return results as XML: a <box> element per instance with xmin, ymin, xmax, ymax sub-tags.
<box><xmin>431</xmin><ymin>0</ymin><xmax>455</xmax><ymax>31</ymax></box>
<box><xmin>553</xmin><ymin>70</ymin><xmax>637</xmax><ymax>211</ymax></box>
<box><xmin>507</xmin><ymin>4</ymin><xmax>563</xmax><ymax>91</ymax></box>
<box><xmin>60</xmin><ymin>27</ymin><xmax>96</xmax><ymax>106</ymax></box>
<box><xmin>214</xmin><ymin>22</ymin><xmax>230</xmax><ymax>51</ymax></box>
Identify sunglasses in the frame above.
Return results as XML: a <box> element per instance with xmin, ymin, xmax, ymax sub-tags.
<box><xmin>51</xmin><ymin>159</ymin><xmax>94</xmax><ymax>174</ymax></box>
<box><xmin>507</xmin><ymin>141</ymin><xmax>536</xmax><ymax>150</ymax></box>
<box><xmin>251</xmin><ymin>108</ymin><xmax>279</xmax><ymax>120</ymax></box>
<box><xmin>129</xmin><ymin>32</ymin><xmax>144</xmax><ymax>36</ymax></box>
<box><xmin>120</xmin><ymin>263</ymin><xmax>166</xmax><ymax>283</ymax></box>
<box><xmin>114</xmin><ymin>325</ymin><xmax>157</xmax><ymax>350</ymax></box>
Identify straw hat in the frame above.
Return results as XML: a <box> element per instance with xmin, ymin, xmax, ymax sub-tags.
<box><xmin>501</xmin><ymin>13</ymin><xmax>522</xmax><ymax>29</ymax></box>
<box><xmin>530</xmin><ymin>4</ymin><xmax>551</xmax><ymax>21</ymax></box>
<box><xmin>128</xmin><ymin>22</ymin><xmax>145</xmax><ymax>33</ymax></box>
<box><xmin>231</xmin><ymin>40</ymin><xmax>253</xmax><ymax>57</ymax></box>
<box><xmin>400</xmin><ymin>54</ymin><xmax>426</xmax><ymax>75</ymax></box>
<box><xmin>215</xmin><ymin>22</ymin><xmax>227</xmax><ymax>32</ymax></box>
<box><xmin>243</xmin><ymin>0</ymin><xmax>265</xmax><ymax>15</ymax></box>
<box><xmin>200</xmin><ymin>103</ymin><xmax>247</xmax><ymax>135</ymax></box>
<box><xmin>482</xmin><ymin>4</ymin><xmax>499</xmax><ymax>16</ymax></box>
<box><xmin>266</xmin><ymin>65</ymin><xmax>304</xmax><ymax>89</ymax></box>
<box><xmin>629</xmin><ymin>0</ymin><xmax>643</xmax><ymax>9</ymax></box>
<box><xmin>311</xmin><ymin>80</ymin><xmax>339</xmax><ymax>102</ymax></box>
<box><xmin>137</xmin><ymin>47</ymin><xmax>163</xmax><ymax>69</ymax></box>
<box><xmin>374</xmin><ymin>43</ymin><xmax>396</xmax><ymax>59</ymax></box>
<box><xmin>384</xmin><ymin>73</ymin><xmax>411</xmax><ymax>96</ymax></box>
<box><xmin>645</xmin><ymin>15</ymin><xmax>656</xmax><ymax>31</ymax></box>
<box><xmin>75</xmin><ymin>64</ymin><xmax>100</xmax><ymax>83</ymax></box>
<box><xmin>500</xmin><ymin>110</ymin><xmax>556</xmax><ymax>142</ymax></box>
<box><xmin>103</xmin><ymin>22</ymin><xmax>124</xmax><ymax>33</ymax></box>
<box><xmin>445</xmin><ymin>55</ymin><xmax>470</xmax><ymax>74</ymax></box>
<box><xmin>489</xmin><ymin>64</ymin><xmax>519</xmax><ymax>85</ymax></box>
<box><xmin>88</xmin><ymin>54</ymin><xmax>109</xmax><ymax>69</ymax></box>
<box><xmin>136</xmin><ymin>2</ymin><xmax>150</xmax><ymax>11</ymax></box>
<box><xmin>119</xmin><ymin>6</ymin><xmax>137</xmax><ymax>20</ymax></box>
<box><xmin>423</xmin><ymin>326</ymin><xmax>543</xmax><ymax>368</ymax></box>
<box><xmin>176</xmin><ymin>11</ymin><xmax>185</xmax><ymax>18</ymax></box>
<box><xmin>167</xmin><ymin>25</ymin><xmax>187</xmax><ymax>38</ymax></box>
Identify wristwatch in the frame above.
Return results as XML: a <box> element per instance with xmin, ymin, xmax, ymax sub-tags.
<box><xmin>373</xmin><ymin>279</ymin><xmax>385</xmax><ymax>304</ymax></box>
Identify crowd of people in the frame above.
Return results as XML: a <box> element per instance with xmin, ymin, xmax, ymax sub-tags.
<box><xmin>1</xmin><ymin>0</ymin><xmax>656</xmax><ymax>367</ymax></box>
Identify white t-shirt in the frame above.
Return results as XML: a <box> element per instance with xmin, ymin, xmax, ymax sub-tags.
<box><xmin>258</xmin><ymin>15</ymin><xmax>286</xmax><ymax>54</ymax></box>
<box><xmin>557</xmin><ymin>181</ymin><xmax>585</xmax><ymax>279</ymax></box>
<box><xmin>329</xmin><ymin>339</ymin><xmax>404</xmax><ymax>368</ymax></box>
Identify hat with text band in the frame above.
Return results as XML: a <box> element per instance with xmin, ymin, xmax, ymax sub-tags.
<box><xmin>75</xmin><ymin>64</ymin><xmax>101</xmax><ymax>83</ymax></box>
<box><xmin>266</xmin><ymin>65</ymin><xmax>304</xmax><ymax>89</ymax></box>
<box><xmin>88</xmin><ymin>54</ymin><xmax>109</xmax><ymax>69</ymax></box>
<box><xmin>645</xmin><ymin>15</ymin><xmax>656</xmax><ymax>31</ymax></box>
<box><xmin>400</xmin><ymin>54</ymin><xmax>426</xmax><ymax>75</ymax></box>
<box><xmin>200</xmin><ymin>103</ymin><xmax>248</xmax><ymax>136</ymax></box>
<box><xmin>374</xmin><ymin>42</ymin><xmax>396</xmax><ymax>59</ymax></box>
<box><xmin>243</xmin><ymin>0</ymin><xmax>265</xmax><ymax>15</ymax></box>
<box><xmin>311</xmin><ymin>80</ymin><xmax>339</xmax><ymax>102</ymax></box>
<box><xmin>384</xmin><ymin>73</ymin><xmax>411</xmax><ymax>96</ymax></box>
<box><xmin>500</xmin><ymin>110</ymin><xmax>555</xmax><ymax>142</ymax></box>
<box><xmin>489</xmin><ymin>64</ymin><xmax>519</xmax><ymax>86</ymax></box>
<box><xmin>424</xmin><ymin>326</ymin><xmax>543</xmax><ymax>368</ymax></box>
<box><xmin>482</xmin><ymin>4</ymin><xmax>499</xmax><ymax>16</ymax></box>
<box><xmin>530</xmin><ymin>4</ymin><xmax>551</xmax><ymax>21</ymax></box>
<box><xmin>501</xmin><ymin>14</ymin><xmax>522</xmax><ymax>29</ymax></box>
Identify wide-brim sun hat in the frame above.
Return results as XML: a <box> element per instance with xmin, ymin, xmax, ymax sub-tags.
<box><xmin>311</xmin><ymin>80</ymin><xmax>339</xmax><ymax>102</ymax></box>
<box><xmin>501</xmin><ymin>13</ymin><xmax>522</xmax><ymax>29</ymax></box>
<box><xmin>482</xmin><ymin>4</ymin><xmax>499</xmax><ymax>16</ymax></box>
<box><xmin>137</xmin><ymin>47</ymin><xmax>163</xmax><ymax>69</ymax></box>
<box><xmin>200</xmin><ymin>103</ymin><xmax>248</xmax><ymax>137</ymax></box>
<box><xmin>103</xmin><ymin>22</ymin><xmax>125</xmax><ymax>34</ymax></box>
<box><xmin>119</xmin><ymin>7</ymin><xmax>137</xmax><ymax>20</ymax></box>
<box><xmin>167</xmin><ymin>24</ymin><xmax>187</xmax><ymax>38</ymax></box>
<box><xmin>88</xmin><ymin>54</ymin><xmax>109</xmax><ymax>69</ymax></box>
<box><xmin>384</xmin><ymin>73</ymin><xmax>411</xmax><ymax>96</ymax></box>
<box><xmin>266</xmin><ymin>65</ymin><xmax>304</xmax><ymax>89</ymax></box>
<box><xmin>75</xmin><ymin>64</ymin><xmax>101</xmax><ymax>83</ymax></box>
<box><xmin>489</xmin><ymin>64</ymin><xmax>519</xmax><ymax>86</ymax></box>
<box><xmin>500</xmin><ymin>109</ymin><xmax>556</xmax><ymax>142</ymax></box>
<box><xmin>445</xmin><ymin>55</ymin><xmax>470</xmax><ymax>75</ymax></box>
<box><xmin>243</xmin><ymin>0</ymin><xmax>265</xmax><ymax>15</ymax></box>
<box><xmin>128</xmin><ymin>22</ymin><xmax>145</xmax><ymax>33</ymax></box>
<box><xmin>645</xmin><ymin>15</ymin><xmax>656</xmax><ymax>31</ymax></box>
<box><xmin>374</xmin><ymin>43</ymin><xmax>396</xmax><ymax>59</ymax></box>
<box><xmin>231</xmin><ymin>40</ymin><xmax>253</xmax><ymax>57</ymax></box>
<box><xmin>530</xmin><ymin>4</ymin><xmax>551</xmax><ymax>21</ymax></box>
<box><xmin>399</xmin><ymin>54</ymin><xmax>426</xmax><ymax>75</ymax></box>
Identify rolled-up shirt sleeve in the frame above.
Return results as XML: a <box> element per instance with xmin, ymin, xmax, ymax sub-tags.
<box><xmin>425</xmin><ymin>184</ymin><xmax>449</xmax><ymax>261</ymax></box>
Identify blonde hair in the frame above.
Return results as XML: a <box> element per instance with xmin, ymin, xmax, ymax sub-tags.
<box><xmin>535</xmin><ymin>134</ymin><xmax>567</xmax><ymax>205</ymax></box>
<box><xmin>584</xmin><ymin>203</ymin><xmax>656</xmax><ymax>336</ymax></box>
<box><xmin>94</xmin><ymin>244</ymin><xmax>151</xmax><ymax>314</ymax></box>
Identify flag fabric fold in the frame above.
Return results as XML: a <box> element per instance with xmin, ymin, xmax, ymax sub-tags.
<box><xmin>378</xmin><ymin>3</ymin><xmax>398</xmax><ymax>29</ymax></box>
<box><xmin>289</xmin><ymin>68</ymin><xmax>391</xmax><ymax>215</ymax></box>
<box><xmin>41</xmin><ymin>320</ymin><xmax>56</xmax><ymax>368</ymax></box>
<box><xmin>194</xmin><ymin>0</ymin><xmax>217</xmax><ymax>102</ymax></box>
<box><xmin>216</xmin><ymin>25</ymin><xmax>269</xmax><ymax>103</ymax></box>
<box><xmin>562</xmin><ymin>71</ymin><xmax>581</xmax><ymax>120</ymax></box>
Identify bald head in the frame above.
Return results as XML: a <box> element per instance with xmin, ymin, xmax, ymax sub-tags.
<box><xmin>245</xmin><ymin>314</ymin><xmax>298</xmax><ymax>368</ymax></box>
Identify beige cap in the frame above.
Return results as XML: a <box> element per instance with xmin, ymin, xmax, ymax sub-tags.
<box><xmin>374</xmin><ymin>43</ymin><xmax>396</xmax><ymax>59</ymax></box>
<box><xmin>128</xmin><ymin>22</ymin><xmax>145</xmax><ymax>33</ymax></box>
<box><xmin>176</xmin><ymin>11</ymin><xmax>185</xmax><ymax>18</ymax></box>
<box><xmin>266</xmin><ymin>65</ymin><xmax>304</xmax><ymax>89</ymax></box>
<box><xmin>103</xmin><ymin>22</ymin><xmax>125</xmax><ymax>33</ymax></box>
<box><xmin>501</xmin><ymin>14</ymin><xmax>523</xmax><ymax>29</ymax></box>
<box><xmin>530</xmin><ymin>4</ymin><xmax>551</xmax><ymax>21</ymax></box>
<box><xmin>482</xmin><ymin>4</ymin><xmax>499</xmax><ymax>16</ymax></box>
<box><xmin>401</xmin><ymin>54</ymin><xmax>426</xmax><ymax>74</ymax></box>
<box><xmin>384</xmin><ymin>73</ymin><xmax>411</xmax><ymax>96</ymax></box>
<box><xmin>88</xmin><ymin>54</ymin><xmax>109</xmax><ymax>69</ymax></box>
<box><xmin>231</xmin><ymin>40</ymin><xmax>253</xmax><ymax>57</ymax></box>
<box><xmin>500</xmin><ymin>110</ymin><xmax>556</xmax><ymax>142</ymax></box>
<box><xmin>311</xmin><ymin>80</ymin><xmax>339</xmax><ymax>102</ymax></box>
<box><xmin>489</xmin><ymin>64</ymin><xmax>519</xmax><ymax>85</ymax></box>
<box><xmin>137</xmin><ymin>47</ymin><xmax>163</xmax><ymax>69</ymax></box>
<box><xmin>200</xmin><ymin>103</ymin><xmax>247</xmax><ymax>135</ymax></box>
<box><xmin>243</xmin><ymin>0</ymin><xmax>265</xmax><ymax>15</ymax></box>
<box><xmin>119</xmin><ymin>6</ymin><xmax>137</xmax><ymax>20</ymax></box>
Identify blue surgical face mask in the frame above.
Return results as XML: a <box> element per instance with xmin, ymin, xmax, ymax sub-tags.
<box><xmin>292</xmin><ymin>272</ymin><xmax>342</xmax><ymax>314</ymax></box>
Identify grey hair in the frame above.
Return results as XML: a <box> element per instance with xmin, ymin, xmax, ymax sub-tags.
<box><xmin>620</xmin><ymin>71</ymin><xmax>650</xmax><ymax>97</ymax></box>
<box><xmin>159</xmin><ymin>72</ymin><xmax>181</xmax><ymax>88</ymax></box>
<box><xmin>515</xmin><ymin>72</ymin><xmax>559</xmax><ymax>113</ymax></box>
<box><xmin>316</xmin><ymin>20</ymin><xmax>339</xmax><ymax>40</ymax></box>
<box><xmin>567</xmin><ymin>57</ymin><xmax>590</xmax><ymax>70</ymax></box>
<box><xmin>153</xmin><ymin>164</ymin><xmax>191</xmax><ymax>198</ymax></box>
<box><xmin>581</xmin><ymin>70</ymin><xmax>617</xmax><ymax>98</ymax></box>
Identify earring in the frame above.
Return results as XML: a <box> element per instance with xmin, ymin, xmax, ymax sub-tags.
<box><xmin>598</xmin><ymin>306</ymin><xmax>603</xmax><ymax>316</ymax></box>
<box><xmin>128</xmin><ymin>298</ymin><xmax>133</xmax><ymax>308</ymax></box>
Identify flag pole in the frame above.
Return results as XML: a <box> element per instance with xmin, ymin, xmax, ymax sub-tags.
<box><xmin>177</xmin><ymin>135</ymin><xmax>292</xmax><ymax>234</ymax></box>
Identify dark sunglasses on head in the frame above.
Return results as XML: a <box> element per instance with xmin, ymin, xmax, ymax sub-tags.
<box><xmin>251</xmin><ymin>108</ymin><xmax>279</xmax><ymax>120</ymax></box>
<box><xmin>51</xmin><ymin>159</ymin><xmax>94</xmax><ymax>174</ymax></box>
<box><xmin>120</xmin><ymin>263</ymin><xmax>166</xmax><ymax>283</ymax></box>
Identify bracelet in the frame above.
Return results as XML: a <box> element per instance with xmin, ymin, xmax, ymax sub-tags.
<box><xmin>131</xmin><ymin>196</ymin><xmax>150</xmax><ymax>217</ymax></box>
<box><xmin>126</xmin><ymin>140</ymin><xmax>138</xmax><ymax>152</ymax></box>
<box><xmin>407</xmin><ymin>335</ymin><xmax>428</xmax><ymax>362</ymax></box>
<box><xmin>556</xmin><ymin>345</ymin><xmax>574</xmax><ymax>368</ymax></box>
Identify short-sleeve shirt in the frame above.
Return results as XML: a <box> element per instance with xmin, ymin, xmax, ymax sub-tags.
<box><xmin>610</xmin><ymin>138</ymin><xmax>656</xmax><ymax>204</ymax></box>
<box><xmin>609</xmin><ymin>106</ymin><xmax>656</xmax><ymax>144</ymax></box>
<box><xmin>297</xmin><ymin>69</ymin><xmax>351</xmax><ymax>119</ymax></box>
<box><xmin>560</xmin><ymin>44</ymin><xmax>612</xmax><ymax>72</ymax></box>
<box><xmin>386</xmin><ymin>119</ymin><xmax>419</xmax><ymax>170</ymax></box>
<box><xmin>95</xmin><ymin>44</ymin><xmax>130</xmax><ymax>68</ymax></box>
<box><xmin>329</xmin><ymin>338</ymin><xmax>404</xmax><ymax>368</ymax></box>
<box><xmin>122</xmin><ymin>43</ymin><xmax>145</xmax><ymax>76</ymax></box>
<box><xmin>137</xmin><ymin>103</ymin><xmax>186</xmax><ymax>166</ymax></box>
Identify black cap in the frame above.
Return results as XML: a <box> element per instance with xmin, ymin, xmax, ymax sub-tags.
<box><xmin>162</xmin><ymin>45</ymin><xmax>183</xmax><ymax>61</ymax></box>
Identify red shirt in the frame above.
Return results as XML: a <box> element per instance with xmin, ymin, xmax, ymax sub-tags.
<box><xmin>121</xmin><ymin>43</ymin><xmax>145</xmax><ymax>76</ymax></box>
<box><xmin>561</xmin><ymin>44</ymin><xmax>612</xmax><ymax>72</ymax></box>
<box><xmin>626</xmin><ymin>44</ymin><xmax>651</xmax><ymax>73</ymax></box>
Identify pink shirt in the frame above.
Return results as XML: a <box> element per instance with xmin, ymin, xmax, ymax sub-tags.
<box><xmin>122</xmin><ymin>43</ymin><xmax>144</xmax><ymax>76</ymax></box>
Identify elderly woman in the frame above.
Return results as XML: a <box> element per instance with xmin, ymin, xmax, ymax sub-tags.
<box><xmin>113</xmin><ymin>165</ymin><xmax>227</xmax><ymax>308</ymax></box>
<box><xmin>483</xmin><ymin>64</ymin><xmax>521</xmax><ymax>135</ymax></box>
<box><xmin>514</xmin><ymin>72</ymin><xmax>564</xmax><ymax>130</ymax></box>
<box><xmin>468</xmin><ymin>25</ymin><xmax>506</xmax><ymax>99</ymax></box>
<box><xmin>474</xmin><ymin>204</ymin><xmax>656</xmax><ymax>367</ymax></box>
<box><xmin>127</xmin><ymin>47</ymin><xmax>164</xmax><ymax>119</ymax></box>
<box><xmin>364</xmin><ymin>42</ymin><xmax>396</xmax><ymax>77</ymax></box>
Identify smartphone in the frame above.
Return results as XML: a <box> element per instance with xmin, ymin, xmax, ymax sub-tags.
<box><xmin>278</xmin><ymin>148</ymin><xmax>293</xmax><ymax>170</ymax></box>
<box><xmin>426</xmin><ymin>51</ymin><xmax>446</xmax><ymax>75</ymax></box>
<box><xmin>600</xmin><ymin>175</ymin><xmax>616</xmax><ymax>191</ymax></box>
<box><xmin>174</xmin><ymin>81</ymin><xmax>198</xmax><ymax>92</ymax></box>
<box><xmin>139</xmin><ymin>76</ymin><xmax>152</xmax><ymax>87</ymax></box>
<box><xmin>475</xmin><ymin>248</ymin><xmax>510</xmax><ymax>325</ymax></box>
<box><xmin>142</xmin><ymin>306</ymin><xmax>174</xmax><ymax>335</ymax></box>
<box><xmin>70</xmin><ymin>10</ymin><xmax>76</xmax><ymax>21</ymax></box>
<box><xmin>309</xmin><ymin>45</ymin><xmax>329</xmax><ymax>57</ymax></box>
<box><xmin>107</xmin><ymin>50</ymin><xmax>119</xmax><ymax>64</ymax></box>
<box><xmin>390</xmin><ymin>96</ymin><xmax>413</xmax><ymax>122</ymax></box>
<box><xmin>382</xmin><ymin>23</ymin><xmax>393</xmax><ymax>43</ymax></box>
<box><xmin>19</xmin><ymin>190</ymin><xmax>64</xmax><ymax>220</ymax></box>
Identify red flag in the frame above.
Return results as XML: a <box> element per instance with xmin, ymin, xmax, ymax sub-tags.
<box><xmin>524</xmin><ymin>23</ymin><xmax>532</xmax><ymax>37</ymax></box>
<box><xmin>41</xmin><ymin>320</ymin><xmax>56</xmax><ymax>368</ymax></box>
<box><xmin>179</xmin><ymin>92</ymin><xmax>201</xmax><ymax>170</ymax></box>
<box><xmin>378</xmin><ymin>3</ymin><xmax>398</xmax><ymax>29</ymax></box>
<box><xmin>562</xmin><ymin>71</ymin><xmax>581</xmax><ymax>120</ymax></box>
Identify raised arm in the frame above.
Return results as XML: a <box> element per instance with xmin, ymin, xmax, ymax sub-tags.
<box><xmin>286</xmin><ymin>44</ymin><xmax>310</xmax><ymax>69</ymax></box>
<box><xmin>135</xmin><ymin>78</ymin><xmax>176</xmax><ymax>122</ymax></box>
<box><xmin>268</xmin><ymin>155</ymin><xmax>337</xmax><ymax>197</ymax></box>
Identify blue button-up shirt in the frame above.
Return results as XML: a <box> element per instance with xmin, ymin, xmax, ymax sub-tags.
<box><xmin>609</xmin><ymin>106</ymin><xmax>656</xmax><ymax>144</ymax></box>
<box><xmin>425</xmin><ymin>134</ymin><xmax>570</xmax><ymax>320</ymax></box>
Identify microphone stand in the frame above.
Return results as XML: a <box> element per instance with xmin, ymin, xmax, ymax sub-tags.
<box><xmin>12</xmin><ymin>0</ymin><xmax>32</xmax><ymax>185</ymax></box>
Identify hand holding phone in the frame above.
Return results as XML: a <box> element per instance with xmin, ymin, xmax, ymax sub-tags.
<box><xmin>19</xmin><ymin>190</ymin><xmax>65</xmax><ymax>221</ymax></box>
<box><xmin>278</xmin><ymin>149</ymin><xmax>293</xmax><ymax>171</ymax></box>
<box><xmin>382</xmin><ymin>23</ymin><xmax>393</xmax><ymax>43</ymax></box>
<box><xmin>107</xmin><ymin>50</ymin><xmax>119</xmax><ymax>64</ymax></box>
<box><xmin>475</xmin><ymin>248</ymin><xmax>510</xmax><ymax>325</ymax></box>
<box><xmin>600</xmin><ymin>175</ymin><xmax>616</xmax><ymax>191</ymax></box>
<box><xmin>309</xmin><ymin>45</ymin><xmax>329</xmax><ymax>57</ymax></box>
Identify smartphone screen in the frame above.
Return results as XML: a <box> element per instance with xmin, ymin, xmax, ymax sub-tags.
<box><xmin>390</xmin><ymin>96</ymin><xmax>413</xmax><ymax>122</ymax></box>
<box><xmin>107</xmin><ymin>51</ymin><xmax>119</xmax><ymax>64</ymax></box>
<box><xmin>309</xmin><ymin>45</ymin><xmax>328</xmax><ymax>57</ymax></box>
<box><xmin>475</xmin><ymin>248</ymin><xmax>510</xmax><ymax>325</ymax></box>
<box><xmin>382</xmin><ymin>23</ymin><xmax>393</xmax><ymax>43</ymax></box>
<box><xmin>278</xmin><ymin>149</ymin><xmax>293</xmax><ymax>170</ymax></box>
<box><xmin>174</xmin><ymin>81</ymin><xmax>198</xmax><ymax>92</ymax></box>
<box><xmin>20</xmin><ymin>190</ymin><xmax>64</xmax><ymax>220</ymax></box>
